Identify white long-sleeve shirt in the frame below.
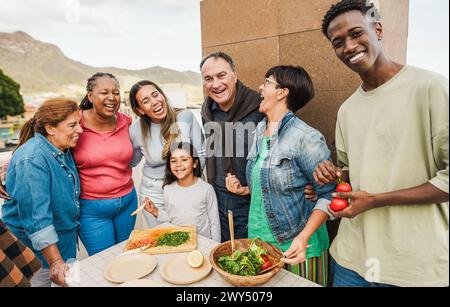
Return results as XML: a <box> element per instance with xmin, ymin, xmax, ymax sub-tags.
<box><xmin>157</xmin><ymin>178</ymin><xmax>221</xmax><ymax>242</ymax></box>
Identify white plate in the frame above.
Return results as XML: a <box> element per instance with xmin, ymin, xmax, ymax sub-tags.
<box><xmin>118</xmin><ymin>279</ymin><xmax>162</xmax><ymax>287</ymax></box>
<box><xmin>159</xmin><ymin>253</ymin><xmax>212</xmax><ymax>285</ymax></box>
<box><xmin>104</xmin><ymin>253</ymin><xmax>157</xmax><ymax>283</ymax></box>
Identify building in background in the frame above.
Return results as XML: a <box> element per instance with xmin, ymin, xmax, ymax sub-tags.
<box><xmin>0</xmin><ymin>102</ymin><xmax>38</xmax><ymax>149</ymax></box>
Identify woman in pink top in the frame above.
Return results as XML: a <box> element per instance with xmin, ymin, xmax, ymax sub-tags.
<box><xmin>73</xmin><ymin>73</ymin><xmax>137</xmax><ymax>256</ymax></box>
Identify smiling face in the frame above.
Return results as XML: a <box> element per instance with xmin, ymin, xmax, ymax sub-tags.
<box><xmin>327</xmin><ymin>10</ymin><xmax>383</xmax><ymax>75</ymax></box>
<box><xmin>87</xmin><ymin>76</ymin><xmax>121</xmax><ymax>118</ymax></box>
<box><xmin>169</xmin><ymin>148</ymin><xmax>198</xmax><ymax>182</ymax></box>
<box><xmin>46</xmin><ymin>111</ymin><xmax>83</xmax><ymax>151</ymax></box>
<box><xmin>258</xmin><ymin>76</ymin><xmax>282</xmax><ymax>115</ymax></box>
<box><xmin>135</xmin><ymin>84</ymin><xmax>168</xmax><ymax>124</ymax></box>
<box><xmin>201</xmin><ymin>57</ymin><xmax>238</xmax><ymax>112</ymax></box>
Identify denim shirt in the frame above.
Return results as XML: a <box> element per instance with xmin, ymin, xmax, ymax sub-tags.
<box><xmin>2</xmin><ymin>133</ymin><xmax>80</xmax><ymax>268</ymax></box>
<box><xmin>246</xmin><ymin>112</ymin><xmax>336</xmax><ymax>244</ymax></box>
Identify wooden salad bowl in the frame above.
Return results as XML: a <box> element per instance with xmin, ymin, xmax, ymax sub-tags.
<box><xmin>209</xmin><ymin>239</ymin><xmax>284</xmax><ymax>287</ymax></box>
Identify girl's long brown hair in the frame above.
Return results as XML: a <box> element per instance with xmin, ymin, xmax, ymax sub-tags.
<box><xmin>15</xmin><ymin>98</ymin><xmax>79</xmax><ymax>153</ymax></box>
<box><xmin>129</xmin><ymin>80</ymin><xmax>180</xmax><ymax>160</ymax></box>
<box><xmin>163</xmin><ymin>142</ymin><xmax>202</xmax><ymax>188</ymax></box>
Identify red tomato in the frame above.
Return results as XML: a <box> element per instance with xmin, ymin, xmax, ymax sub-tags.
<box><xmin>260</xmin><ymin>255</ymin><xmax>271</xmax><ymax>270</ymax></box>
<box><xmin>330</xmin><ymin>198</ymin><xmax>348</xmax><ymax>212</ymax></box>
<box><xmin>336</xmin><ymin>183</ymin><xmax>352</xmax><ymax>193</ymax></box>
<box><xmin>261</xmin><ymin>261</ymin><xmax>271</xmax><ymax>270</ymax></box>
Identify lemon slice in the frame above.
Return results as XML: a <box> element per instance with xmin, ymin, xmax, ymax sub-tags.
<box><xmin>188</xmin><ymin>250</ymin><xmax>204</xmax><ymax>268</ymax></box>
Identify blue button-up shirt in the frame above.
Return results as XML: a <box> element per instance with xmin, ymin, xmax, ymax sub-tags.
<box><xmin>2</xmin><ymin>133</ymin><xmax>80</xmax><ymax>268</ymax></box>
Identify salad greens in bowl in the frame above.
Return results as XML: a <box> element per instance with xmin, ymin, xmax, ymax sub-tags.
<box><xmin>210</xmin><ymin>239</ymin><xmax>284</xmax><ymax>287</ymax></box>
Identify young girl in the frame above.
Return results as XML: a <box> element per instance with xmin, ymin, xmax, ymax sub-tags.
<box><xmin>143</xmin><ymin>142</ymin><xmax>221</xmax><ymax>242</ymax></box>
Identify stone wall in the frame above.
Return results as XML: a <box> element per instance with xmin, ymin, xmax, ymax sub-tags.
<box><xmin>200</xmin><ymin>0</ymin><xmax>409</xmax><ymax>159</ymax></box>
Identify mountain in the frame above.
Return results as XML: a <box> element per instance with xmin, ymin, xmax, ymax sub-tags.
<box><xmin>0</xmin><ymin>31</ymin><xmax>203</xmax><ymax>107</ymax></box>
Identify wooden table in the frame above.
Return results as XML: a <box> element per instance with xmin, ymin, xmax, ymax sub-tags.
<box><xmin>73</xmin><ymin>224</ymin><xmax>320</xmax><ymax>287</ymax></box>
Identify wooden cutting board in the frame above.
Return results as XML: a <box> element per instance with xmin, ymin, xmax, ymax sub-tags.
<box><xmin>125</xmin><ymin>225</ymin><xmax>197</xmax><ymax>255</ymax></box>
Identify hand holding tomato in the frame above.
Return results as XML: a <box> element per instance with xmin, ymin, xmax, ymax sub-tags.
<box><xmin>330</xmin><ymin>198</ymin><xmax>349</xmax><ymax>212</ymax></box>
<box><xmin>313</xmin><ymin>160</ymin><xmax>343</xmax><ymax>185</ymax></box>
<box><xmin>330</xmin><ymin>181</ymin><xmax>352</xmax><ymax>212</ymax></box>
<box><xmin>329</xmin><ymin>190</ymin><xmax>378</xmax><ymax>219</ymax></box>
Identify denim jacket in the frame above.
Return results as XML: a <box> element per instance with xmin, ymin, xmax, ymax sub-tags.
<box><xmin>2</xmin><ymin>133</ymin><xmax>80</xmax><ymax>268</ymax></box>
<box><xmin>246</xmin><ymin>112</ymin><xmax>336</xmax><ymax>245</ymax></box>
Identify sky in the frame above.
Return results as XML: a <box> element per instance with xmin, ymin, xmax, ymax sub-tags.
<box><xmin>0</xmin><ymin>0</ymin><xmax>448</xmax><ymax>77</ymax></box>
<box><xmin>408</xmin><ymin>0</ymin><xmax>449</xmax><ymax>77</ymax></box>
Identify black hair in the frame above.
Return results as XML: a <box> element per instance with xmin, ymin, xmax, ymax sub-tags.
<box><xmin>163</xmin><ymin>142</ymin><xmax>202</xmax><ymax>188</ymax></box>
<box><xmin>322</xmin><ymin>0</ymin><xmax>381</xmax><ymax>38</ymax></box>
<box><xmin>200</xmin><ymin>51</ymin><xmax>236</xmax><ymax>72</ymax></box>
<box><xmin>265</xmin><ymin>65</ymin><xmax>315</xmax><ymax>112</ymax></box>
<box><xmin>80</xmin><ymin>72</ymin><xmax>120</xmax><ymax>110</ymax></box>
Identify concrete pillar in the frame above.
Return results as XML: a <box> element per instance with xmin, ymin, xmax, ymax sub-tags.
<box><xmin>200</xmin><ymin>0</ymin><xmax>409</xmax><ymax>158</ymax></box>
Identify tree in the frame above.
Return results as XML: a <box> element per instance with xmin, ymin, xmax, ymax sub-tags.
<box><xmin>0</xmin><ymin>69</ymin><xmax>25</xmax><ymax>120</ymax></box>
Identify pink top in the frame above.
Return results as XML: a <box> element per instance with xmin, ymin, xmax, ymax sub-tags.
<box><xmin>72</xmin><ymin>111</ymin><xmax>134</xmax><ymax>200</ymax></box>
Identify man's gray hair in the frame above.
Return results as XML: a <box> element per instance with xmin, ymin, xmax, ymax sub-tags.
<box><xmin>200</xmin><ymin>51</ymin><xmax>236</xmax><ymax>72</ymax></box>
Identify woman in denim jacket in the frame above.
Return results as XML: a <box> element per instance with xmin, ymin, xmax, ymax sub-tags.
<box><xmin>2</xmin><ymin>99</ymin><xmax>83</xmax><ymax>287</ymax></box>
<box><xmin>226</xmin><ymin>66</ymin><xmax>336</xmax><ymax>286</ymax></box>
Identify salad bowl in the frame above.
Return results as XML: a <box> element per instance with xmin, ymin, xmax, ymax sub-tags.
<box><xmin>209</xmin><ymin>239</ymin><xmax>284</xmax><ymax>287</ymax></box>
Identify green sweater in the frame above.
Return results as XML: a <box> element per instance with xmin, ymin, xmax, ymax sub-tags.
<box><xmin>331</xmin><ymin>66</ymin><xmax>449</xmax><ymax>287</ymax></box>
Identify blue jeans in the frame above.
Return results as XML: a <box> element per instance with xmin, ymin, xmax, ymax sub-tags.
<box><xmin>331</xmin><ymin>259</ymin><xmax>397</xmax><ymax>287</ymax></box>
<box><xmin>214</xmin><ymin>185</ymin><xmax>250</xmax><ymax>242</ymax></box>
<box><xmin>79</xmin><ymin>188</ymin><xmax>137</xmax><ymax>256</ymax></box>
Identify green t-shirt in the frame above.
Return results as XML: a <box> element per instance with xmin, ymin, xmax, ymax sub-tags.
<box><xmin>247</xmin><ymin>137</ymin><xmax>329</xmax><ymax>258</ymax></box>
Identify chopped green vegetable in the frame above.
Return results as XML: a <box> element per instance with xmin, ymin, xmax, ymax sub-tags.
<box><xmin>156</xmin><ymin>231</ymin><xmax>190</xmax><ymax>247</ymax></box>
<box><xmin>218</xmin><ymin>239</ymin><xmax>268</xmax><ymax>276</ymax></box>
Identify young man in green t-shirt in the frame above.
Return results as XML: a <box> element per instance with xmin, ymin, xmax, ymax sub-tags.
<box><xmin>315</xmin><ymin>0</ymin><xmax>449</xmax><ymax>287</ymax></box>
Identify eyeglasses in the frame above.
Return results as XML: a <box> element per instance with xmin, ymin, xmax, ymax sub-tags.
<box><xmin>264</xmin><ymin>78</ymin><xmax>280</xmax><ymax>87</ymax></box>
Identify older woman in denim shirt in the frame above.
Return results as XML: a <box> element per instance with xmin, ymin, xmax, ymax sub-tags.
<box><xmin>2</xmin><ymin>98</ymin><xmax>83</xmax><ymax>287</ymax></box>
<box><xmin>226</xmin><ymin>66</ymin><xmax>336</xmax><ymax>286</ymax></box>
